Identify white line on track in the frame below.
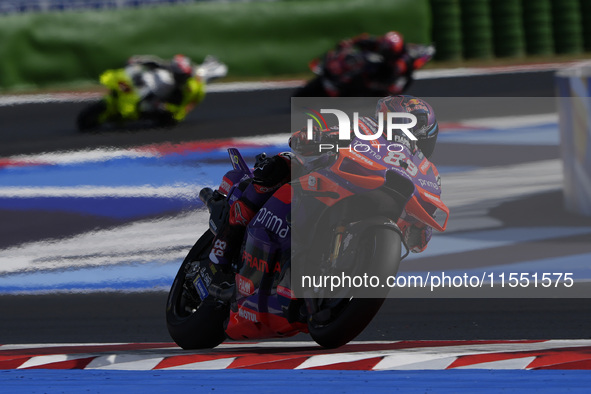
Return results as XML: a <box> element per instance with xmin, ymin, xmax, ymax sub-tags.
<box><xmin>0</xmin><ymin>209</ymin><xmax>210</xmax><ymax>275</ymax></box>
<box><xmin>0</xmin><ymin>185</ymin><xmax>202</xmax><ymax>199</ymax></box>
<box><xmin>0</xmin><ymin>160</ymin><xmax>562</xmax><ymax>276</ymax></box>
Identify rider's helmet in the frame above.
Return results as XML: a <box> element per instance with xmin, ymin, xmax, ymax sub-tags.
<box><xmin>375</xmin><ymin>95</ymin><xmax>439</xmax><ymax>159</ymax></box>
<box><xmin>170</xmin><ymin>54</ymin><xmax>193</xmax><ymax>83</ymax></box>
<box><xmin>378</xmin><ymin>31</ymin><xmax>405</xmax><ymax>59</ymax></box>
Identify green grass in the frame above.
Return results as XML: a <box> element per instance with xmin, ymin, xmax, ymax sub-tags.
<box><xmin>0</xmin><ymin>0</ymin><xmax>430</xmax><ymax>90</ymax></box>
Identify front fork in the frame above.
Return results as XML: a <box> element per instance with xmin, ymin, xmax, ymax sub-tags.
<box><xmin>304</xmin><ymin>219</ymin><xmax>409</xmax><ymax>317</ymax></box>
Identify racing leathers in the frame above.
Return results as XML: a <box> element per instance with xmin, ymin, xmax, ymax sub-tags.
<box><xmin>125</xmin><ymin>54</ymin><xmax>204</xmax><ymax>122</ymax></box>
<box><xmin>322</xmin><ymin>32</ymin><xmax>415</xmax><ymax>97</ymax></box>
<box><xmin>209</xmin><ymin>152</ymin><xmax>293</xmax><ymax>265</ymax></box>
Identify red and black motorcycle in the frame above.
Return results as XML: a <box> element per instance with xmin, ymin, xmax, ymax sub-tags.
<box><xmin>293</xmin><ymin>43</ymin><xmax>435</xmax><ymax>97</ymax></box>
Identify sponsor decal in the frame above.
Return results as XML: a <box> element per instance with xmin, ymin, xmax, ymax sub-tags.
<box><xmin>253</xmin><ymin>207</ymin><xmax>289</xmax><ymax>238</ymax></box>
<box><xmin>418</xmin><ymin>178</ymin><xmax>440</xmax><ymax>190</ymax></box>
<box><xmin>193</xmin><ymin>276</ymin><xmax>209</xmax><ymax>301</ymax></box>
<box><xmin>421</xmin><ymin>190</ymin><xmax>442</xmax><ymax>204</ymax></box>
<box><xmin>394</xmin><ymin>135</ymin><xmax>412</xmax><ymax>149</ymax></box>
<box><xmin>238</xmin><ymin>307</ymin><xmax>258</xmax><ymax>323</ymax></box>
<box><xmin>407</xmin><ymin>98</ymin><xmax>428</xmax><ymax>112</ymax></box>
<box><xmin>200</xmin><ymin>266</ymin><xmax>213</xmax><ymax>286</ymax></box>
<box><xmin>232</xmin><ymin>202</ymin><xmax>249</xmax><ymax>226</ymax></box>
<box><xmin>243</xmin><ymin>250</ymin><xmax>282</xmax><ymax>274</ymax></box>
<box><xmin>219</xmin><ymin>177</ymin><xmax>232</xmax><ymax>195</ymax></box>
<box><xmin>236</xmin><ymin>274</ymin><xmax>255</xmax><ymax>296</ymax></box>
<box><xmin>254</xmin><ymin>184</ymin><xmax>277</xmax><ymax>194</ymax></box>
<box><xmin>308</xmin><ymin>175</ymin><xmax>317</xmax><ymax>190</ymax></box>
<box><xmin>277</xmin><ymin>285</ymin><xmax>294</xmax><ymax>299</ymax></box>
<box><xmin>419</xmin><ymin>158</ymin><xmax>431</xmax><ymax>174</ymax></box>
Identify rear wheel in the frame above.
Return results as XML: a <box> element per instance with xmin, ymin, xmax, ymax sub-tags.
<box><xmin>307</xmin><ymin>227</ymin><xmax>401</xmax><ymax>348</ymax></box>
<box><xmin>166</xmin><ymin>230</ymin><xmax>230</xmax><ymax>349</ymax></box>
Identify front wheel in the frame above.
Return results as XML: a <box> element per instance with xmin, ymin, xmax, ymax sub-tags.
<box><xmin>166</xmin><ymin>230</ymin><xmax>230</xmax><ymax>349</ymax></box>
<box><xmin>77</xmin><ymin>100</ymin><xmax>108</xmax><ymax>132</ymax></box>
<box><xmin>307</xmin><ymin>227</ymin><xmax>402</xmax><ymax>348</ymax></box>
<box><xmin>292</xmin><ymin>76</ymin><xmax>329</xmax><ymax>97</ymax></box>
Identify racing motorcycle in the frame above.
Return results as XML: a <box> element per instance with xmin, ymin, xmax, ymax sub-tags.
<box><xmin>166</xmin><ymin>133</ymin><xmax>449</xmax><ymax>349</ymax></box>
<box><xmin>293</xmin><ymin>43</ymin><xmax>435</xmax><ymax>97</ymax></box>
<box><xmin>76</xmin><ymin>56</ymin><xmax>227</xmax><ymax>132</ymax></box>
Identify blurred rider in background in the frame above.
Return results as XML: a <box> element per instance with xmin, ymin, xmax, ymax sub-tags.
<box><xmin>315</xmin><ymin>31</ymin><xmax>427</xmax><ymax>97</ymax></box>
<box><xmin>125</xmin><ymin>54</ymin><xmax>200</xmax><ymax>122</ymax></box>
<box><xmin>208</xmin><ymin>95</ymin><xmax>441</xmax><ymax>267</ymax></box>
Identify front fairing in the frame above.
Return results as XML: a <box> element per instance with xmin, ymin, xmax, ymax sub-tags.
<box><xmin>99</xmin><ymin>68</ymin><xmax>141</xmax><ymax>120</ymax></box>
<box><xmin>295</xmin><ymin>134</ymin><xmax>448</xmax><ymax>231</ymax></box>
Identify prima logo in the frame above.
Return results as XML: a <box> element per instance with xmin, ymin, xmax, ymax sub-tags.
<box><xmin>305</xmin><ymin>109</ymin><xmax>418</xmax><ymax>141</ymax></box>
<box><xmin>253</xmin><ymin>207</ymin><xmax>289</xmax><ymax>238</ymax></box>
<box><xmin>418</xmin><ymin>178</ymin><xmax>440</xmax><ymax>190</ymax></box>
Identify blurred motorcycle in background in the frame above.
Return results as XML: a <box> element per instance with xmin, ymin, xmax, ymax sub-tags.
<box><xmin>294</xmin><ymin>37</ymin><xmax>435</xmax><ymax>97</ymax></box>
<box><xmin>77</xmin><ymin>55</ymin><xmax>228</xmax><ymax>132</ymax></box>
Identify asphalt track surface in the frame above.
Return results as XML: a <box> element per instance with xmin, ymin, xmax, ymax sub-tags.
<box><xmin>1</xmin><ymin>69</ymin><xmax>591</xmax><ymax>345</ymax></box>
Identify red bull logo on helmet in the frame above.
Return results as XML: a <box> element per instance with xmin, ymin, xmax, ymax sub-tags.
<box><xmin>406</xmin><ymin>98</ymin><xmax>429</xmax><ymax>112</ymax></box>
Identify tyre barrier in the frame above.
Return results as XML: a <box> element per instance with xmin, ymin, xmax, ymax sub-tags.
<box><xmin>551</xmin><ymin>0</ymin><xmax>583</xmax><ymax>55</ymax></box>
<box><xmin>460</xmin><ymin>0</ymin><xmax>493</xmax><ymax>59</ymax></box>
<box><xmin>522</xmin><ymin>0</ymin><xmax>554</xmax><ymax>56</ymax></box>
<box><xmin>431</xmin><ymin>0</ymin><xmax>590</xmax><ymax>61</ymax></box>
<box><xmin>581</xmin><ymin>0</ymin><xmax>591</xmax><ymax>52</ymax></box>
<box><xmin>491</xmin><ymin>0</ymin><xmax>525</xmax><ymax>58</ymax></box>
<box><xmin>430</xmin><ymin>0</ymin><xmax>463</xmax><ymax>61</ymax></box>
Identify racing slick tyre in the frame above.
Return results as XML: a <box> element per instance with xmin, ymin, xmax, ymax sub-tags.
<box><xmin>307</xmin><ymin>227</ymin><xmax>402</xmax><ymax>348</ymax></box>
<box><xmin>77</xmin><ymin>100</ymin><xmax>107</xmax><ymax>132</ymax></box>
<box><xmin>166</xmin><ymin>230</ymin><xmax>230</xmax><ymax>349</ymax></box>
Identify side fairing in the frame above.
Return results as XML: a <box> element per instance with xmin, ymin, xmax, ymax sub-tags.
<box><xmin>225</xmin><ymin>185</ymin><xmax>306</xmax><ymax>340</ymax></box>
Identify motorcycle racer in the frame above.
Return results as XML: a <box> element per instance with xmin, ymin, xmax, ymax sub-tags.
<box><xmin>374</xmin><ymin>95</ymin><xmax>440</xmax><ymax>252</ymax></box>
<box><xmin>316</xmin><ymin>31</ymin><xmax>419</xmax><ymax>97</ymax></box>
<box><xmin>209</xmin><ymin>95</ymin><xmax>440</xmax><ymax>265</ymax></box>
<box><xmin>125</xmin><ymin>54</ymin><xmax>205</xmax><ymax>123</ymax></box>
<box><xmin>77</xmin><ymin>54</ymin><xmax>227</xmax><ymax>132</ymax></box>
<box><xmin>208</xmin><ymin>152</ymin><xmax>293</xmax><ymax>265</ymax></box>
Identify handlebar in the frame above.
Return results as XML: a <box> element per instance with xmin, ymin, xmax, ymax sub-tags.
<box><xmin>199</xmin><ymin>187</ymin><xmax>229</xmax><ymax>235</ymax></box>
